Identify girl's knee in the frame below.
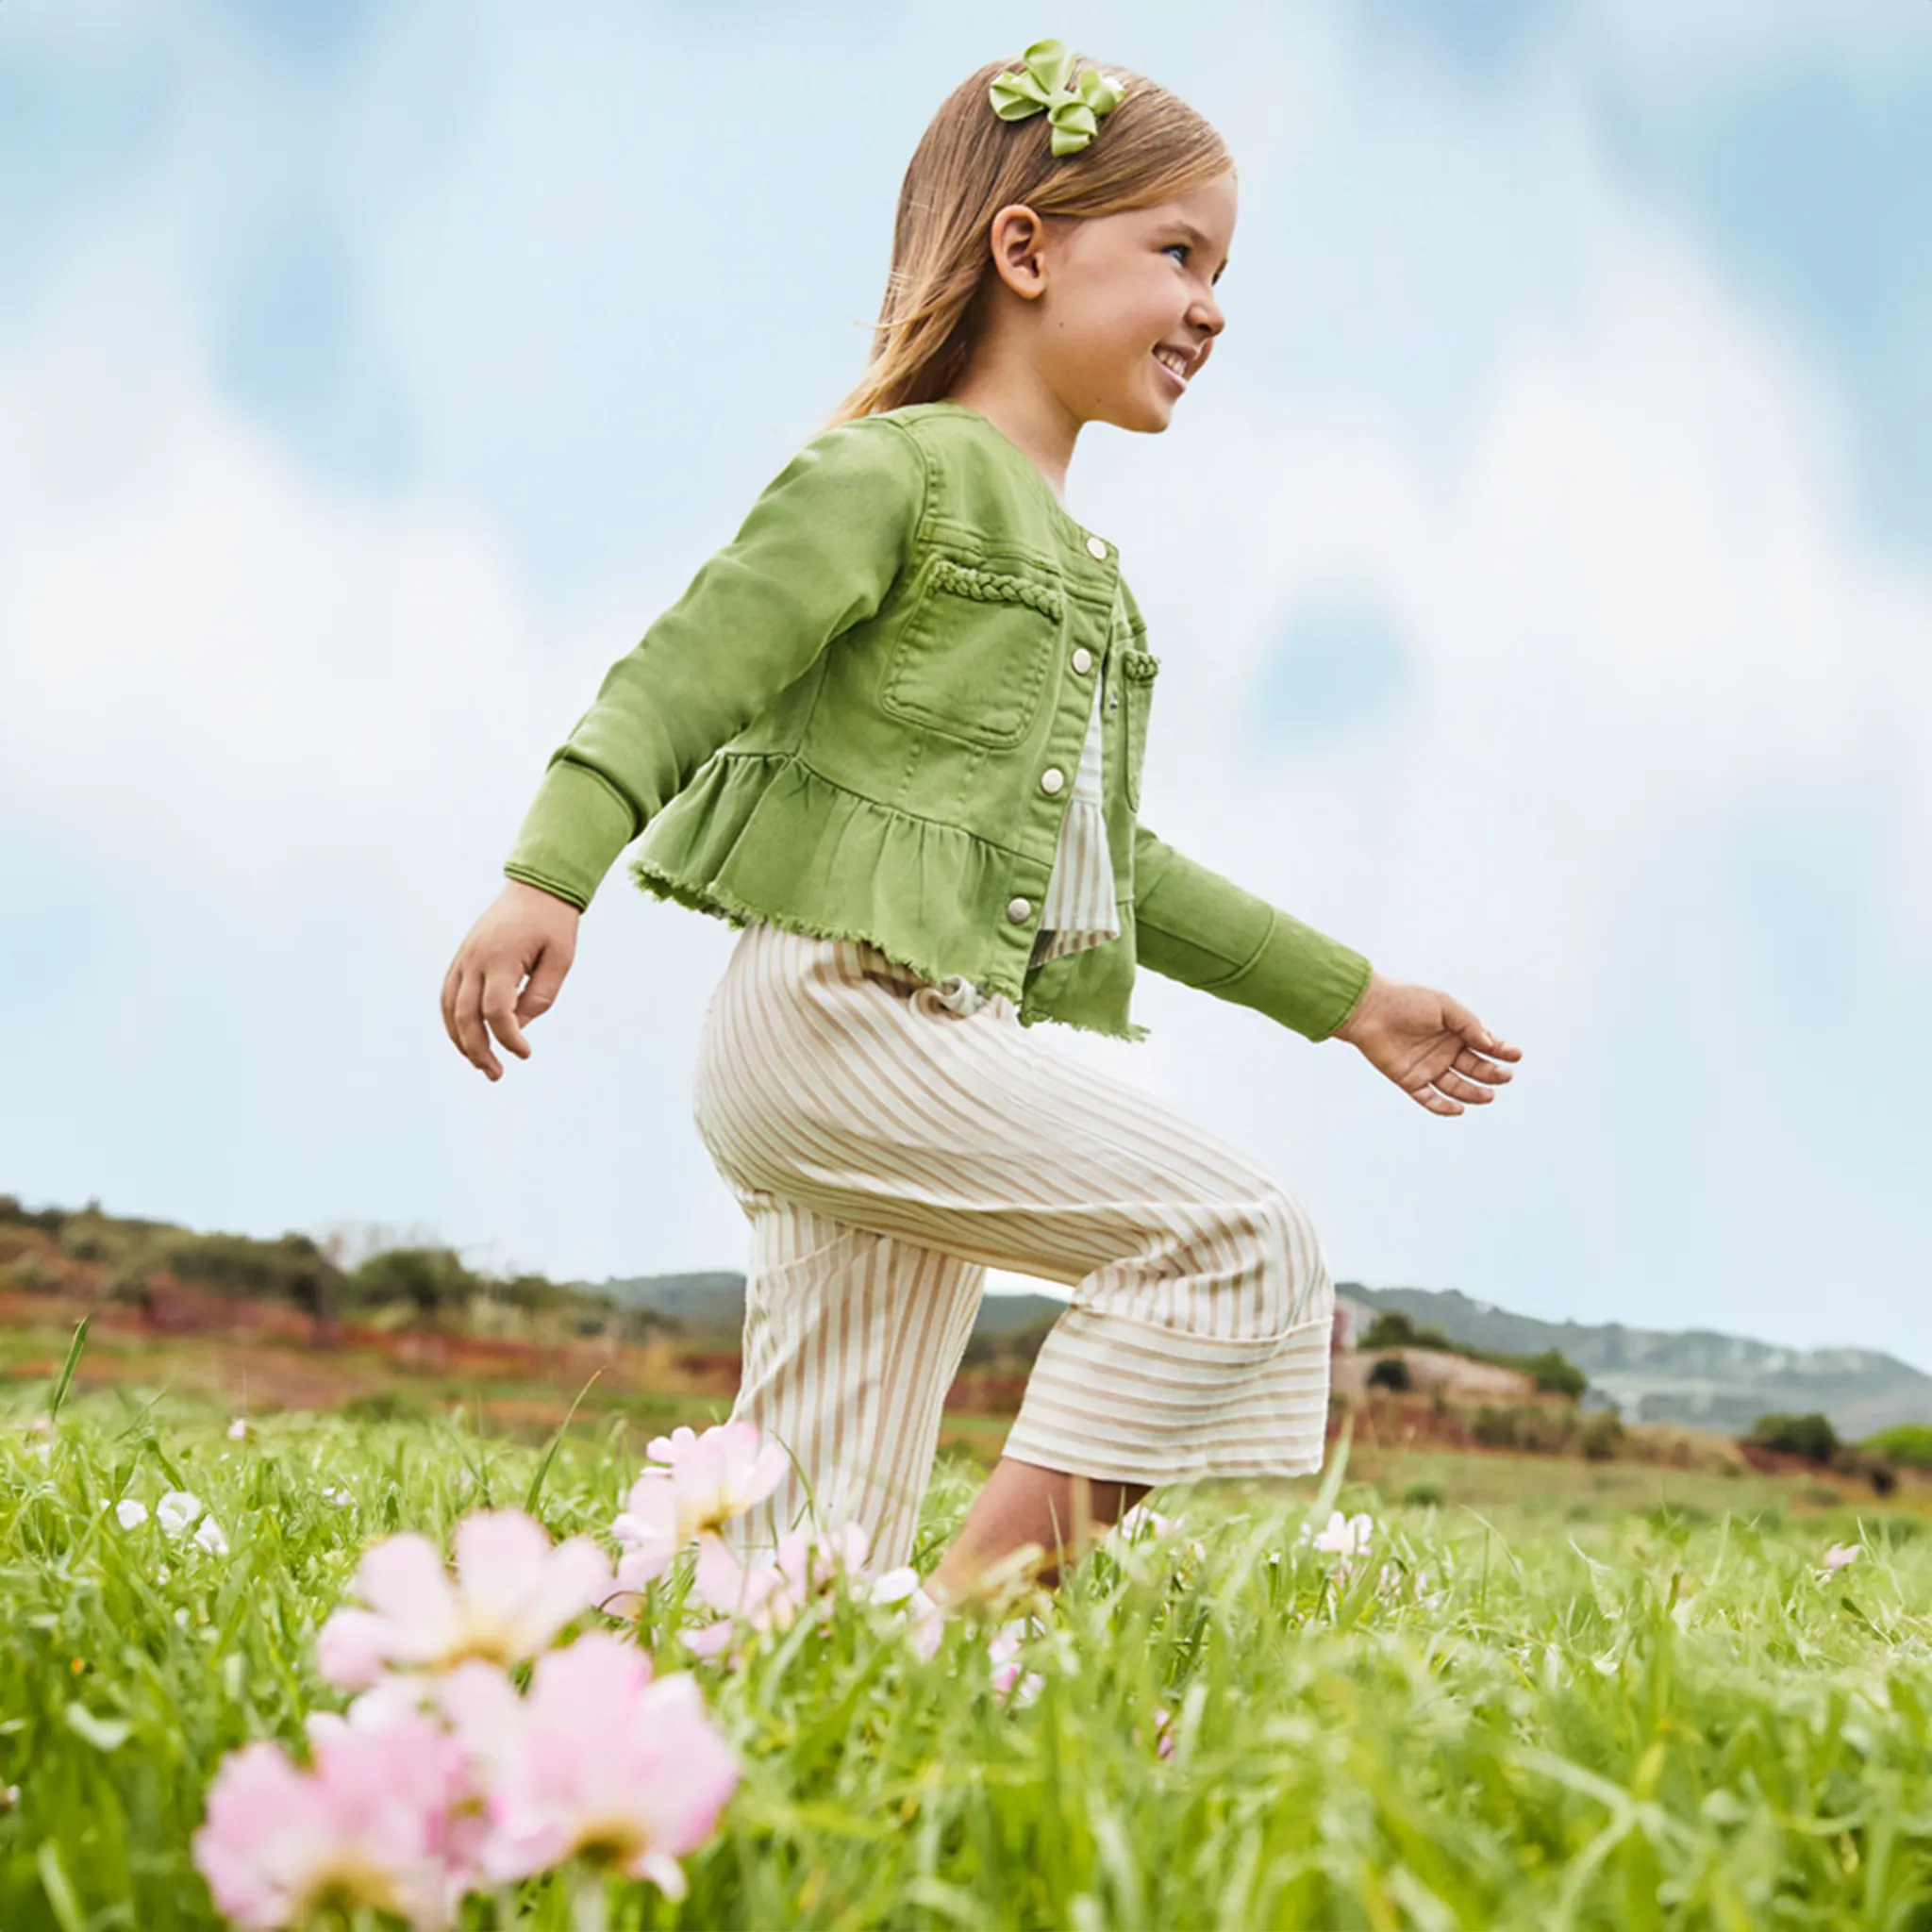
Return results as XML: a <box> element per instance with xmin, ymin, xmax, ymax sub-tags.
<box><xmin>1245</xmin><ymin>1185</ymin><xmax>1331</xmax><ymax>1332</ymax></box>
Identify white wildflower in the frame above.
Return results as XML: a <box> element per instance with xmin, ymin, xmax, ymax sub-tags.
<box><xmin>1309</xmin><ymin>1510</ymin><xmax>1375</xmax><ymax>1558</ymax></box>
<box><xmin>157</xmin><ymin>1491</ymin><xmax>204</xmax><ymax>1537</ymax></box>
<box><xmin>192</xmin><ymin>1516</ymin><xmax>230</xmax><ymax>1557</ymax></box>
<box><xmin>114</xmin><ymin>1499</ymin><xmax>149</xmax><ymax>1530</ymax></box>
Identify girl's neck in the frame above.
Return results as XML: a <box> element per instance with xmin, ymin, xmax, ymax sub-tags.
<box><xmin>941</xmin><ymin>367</ymin><xmax>1082</xmax><ymax>510</ymax></box>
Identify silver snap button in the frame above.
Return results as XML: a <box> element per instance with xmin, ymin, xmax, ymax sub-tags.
<box><xmin>1040</xmin><ymin>768</ymin><xmax>1065</xmax><ymax>795</ymax></box>
<box><xmin>1085</xmin><ymin>535</ymin><xmax>1108</xmax><ymax>561</ymax></box>
<box><xmin>1071</xmin><ymin>646</ymin><xmax>1093</xmax><ymax>675</ymax></box>
<box><xmin>1006</xmin><ymin>896</ymin><xmax>1032</xmax><ymax>924</ymax></box>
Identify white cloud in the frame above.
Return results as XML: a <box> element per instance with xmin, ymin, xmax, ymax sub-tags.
<box><xmin>1572</xmin><ymin>0</ymin><xmax>1932</xmax><ymax>101</ymax></box>
<box><xmin>3</xmin><ymin>0</ymin><xmax>1926</xmax><ymax>1366</ymax></box>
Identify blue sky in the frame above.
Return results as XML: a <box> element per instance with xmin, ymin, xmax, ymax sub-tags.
<box><xmin>2</xmin><ymin>2</ymin><xmax>1927</xmax><ymax>1365</ymax></box>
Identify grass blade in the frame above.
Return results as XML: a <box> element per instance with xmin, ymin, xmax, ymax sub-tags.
<box><xmin>46</xmin><ymin>1316</ymin><xmax>91</xmax><ymax>1424</ymax></box>
<box><xmin>523</xmin><ymin>1367</ymin><xmax>604</xmax><ymax>1516</ymax></box>
<box><xmin>36</xmin><ymin>1841</ymin><xmax>88</xmax><ymax>1932</ymax></box>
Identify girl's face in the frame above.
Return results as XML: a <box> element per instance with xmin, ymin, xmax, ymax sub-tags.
<box><xmin>1029</xmin><ymin>172</ymin><xmax>1235</xmax><ymax>434</ymax></box>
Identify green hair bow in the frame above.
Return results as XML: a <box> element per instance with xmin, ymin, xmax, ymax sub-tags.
<box><xmin>989</xmin><ymin>40</ymin><xmax>1125</xmax><ymax>157</ymax></box>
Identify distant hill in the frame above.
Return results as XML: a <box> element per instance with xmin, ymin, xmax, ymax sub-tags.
<box><xmin>579</xmin><ymin>1273</ymin><xmax>1069</xmax><ymax>1349</ymax></box>
<box><xmin>585</xmin><ymin>1274</ymin><xmax>747</xmax><ymax>1341</ymax></box>
<box><xmin>1341</xmin><ymin>1283</ymin><xmax>1932</xmax><ymax>1440</ymax></box>
<box><xmin>591</xmin><ymin>1271</ymin><xmax>1932</xmax><ymax>1439</ymax></box>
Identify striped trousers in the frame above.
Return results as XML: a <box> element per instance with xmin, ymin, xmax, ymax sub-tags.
<box><xmin>691</xmin><ymin>921</ymin><xmax>1337</xmax><ymax>1572</ymax></box>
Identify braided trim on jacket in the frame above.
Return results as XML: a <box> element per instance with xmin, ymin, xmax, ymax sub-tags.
<box><xmin>929</xmin><ymin>558</ymin><xmax>1064</xmax><ymax>621</ymax></box>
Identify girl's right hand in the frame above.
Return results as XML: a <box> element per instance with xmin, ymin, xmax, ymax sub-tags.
<box><xmin>441</xmin><ymin>880</ymin><xmax>581</xmax><ymax>1081</ymax></box>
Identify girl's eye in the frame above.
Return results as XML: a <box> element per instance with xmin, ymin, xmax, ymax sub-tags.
<box><xmin>1162</xmin><ymin>242</ymin><xmax>1190</xmax><ymax>266</ymax></box>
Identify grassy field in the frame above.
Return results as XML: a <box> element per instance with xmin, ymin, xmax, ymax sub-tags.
<box><xmin>8</xmin><ymin>1364</ymin><xmax>1932</xmax><ymax>1929</ymax></box>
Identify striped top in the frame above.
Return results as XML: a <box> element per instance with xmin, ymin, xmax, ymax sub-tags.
<box><xmin>923</xmin><ymin>654</ymin><xmax>1119</xmax><ymax>1019</ymax></box>
<box><xmin>1031</xmin><ymin>651</ymin><xmax>1121</xmax><ymax>966</ymax></box>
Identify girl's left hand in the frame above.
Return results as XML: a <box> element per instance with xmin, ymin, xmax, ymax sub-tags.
<box><xmin>1330</xmin><ymin>969</ymin><xmax>1522</xmax><ymax>1116</ymax></box>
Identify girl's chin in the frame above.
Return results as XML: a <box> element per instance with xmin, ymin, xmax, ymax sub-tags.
<box><xmin>1132</xmin><ymin>382</ymin><xmax>1181</xmax><ymax>429</ymax></box>
<box><xmin>1081</xmin><ymin>373</ymin><xmax>1181</xmax><ymax>433</ymax></box>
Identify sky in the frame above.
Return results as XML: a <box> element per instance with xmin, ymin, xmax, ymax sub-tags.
<box><xmin>2</xmin><ymin>2</ymin><xmax>1927</xmax><ymax>1363</ymax></box>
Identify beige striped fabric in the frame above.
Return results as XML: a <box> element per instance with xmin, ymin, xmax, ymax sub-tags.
<box><xmin>1032</xmin><ymin>655</ymin><xmax>1120</xmax><ymax>966</ymax></box>
<box><xmin>691</xmin><ymin>920</ymin><xmax>1338</xmax><ymax>1573</ymax></box>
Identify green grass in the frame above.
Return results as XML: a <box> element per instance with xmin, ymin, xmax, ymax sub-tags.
<box><xmin>6</xmin><ymin>1384</ymin><xmax>1932</xmax><ymax>1929</ymax></box>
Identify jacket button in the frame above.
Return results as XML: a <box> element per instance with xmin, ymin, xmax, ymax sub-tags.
<box><xmin>1071</xmin><ymin>646</ymin><xmax>1093</xmax><ymax>675</ymax></box>
<box><xmin>1085</xmin><ymin>535</ymin><xmax>1108</xmax><ymax>561</ymax></box>
<box><xmin>1041</xmin><ymin>767</ymin><xmax>1065</xmax><ymax>795</ymax></box>
<box><xmin>1006</xmin><ymin>896</ymin><xmax>1032</xmax><ymax>924</ymax></box>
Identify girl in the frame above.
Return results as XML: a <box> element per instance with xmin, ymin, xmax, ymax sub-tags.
<box><xmin>440</xmin><ymin>41</ymin><xmax>1521</xmax><ymax>1607</ymax></box>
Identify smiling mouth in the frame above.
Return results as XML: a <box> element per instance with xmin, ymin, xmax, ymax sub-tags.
<box><xmin>1152</xmin><ymin>346</ymin><xmax>1191</xmax><ymax>390</ymax></box>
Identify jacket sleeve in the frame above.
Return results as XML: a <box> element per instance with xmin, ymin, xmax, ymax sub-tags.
<box><xmin>504</xmin><ymin>414</ymin><xmax>926</xmax><ymax>908</ymax></box>
<box><xmin>1132</xmin><ymin>821</ymin><xmax>1373</xmax><ymax>1042</ymax></box>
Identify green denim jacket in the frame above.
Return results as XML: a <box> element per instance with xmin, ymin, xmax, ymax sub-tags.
<box><xmin>504</xmin><ymin>399</ymin><xmax>1372</xmax><ymax>1043</ymax></box>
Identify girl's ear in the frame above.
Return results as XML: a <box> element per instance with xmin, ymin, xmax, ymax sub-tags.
<box><xmin>986</xmin><ymin>203</ymin><xmax>1053</xmax><ymax>302</ymax></box>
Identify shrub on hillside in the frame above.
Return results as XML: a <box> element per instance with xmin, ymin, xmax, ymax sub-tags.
<box><xmin>0</xmin><ymin>1248</ymin><xmax>61</xmax><ymax>1292</ymax></box>
<box><xmin>1580</xmin><ymin>1409</ymin><xmax>1626</xmax><ymax>1461</ymax></box>
<box><xmin>1472</xmin><ymin>1405</ymin><xmax>1580</xmax><ymax>1456</ymax></box>
<box><xmin>1470</xmin><ymin>1407</ymin><xmax>1517</xmax><ymax>1449</ymax></box>
<box><xmin>1366</xmin><ymin>1355</ymin><xmax>1411</xmax><ymax>1392</ymax></box>
<box><xmin>0</xmin><ymin>1194</ymin><xmax>66</xmax><ymax>1233</ymax></box>
<box><xmin>1865</xmin><ymin>1424</ymin><xmax>1932</xmax><ymax>1470</ymax></box>
<box><xmin>1520</xmin><ymin>1350</ymin><xmax>1589</xmax><ymax>1400</ymax></box>
<box><xmin>353</xmin><ymin>1246</ymin><xmax>478</xmax><ymax>1319</ymax></box>
<box><xmin>59</xmin><ymin>1203</ymin><xmax>174</xmax><ymax>1267</ymax></box>
<box><xmin>492</xmin><ymin>1272</ymin><xmax>577</xmax><ymax>1315</ymax></box>
<box><xmin>1746</xmin><ymin>1412</ymin><xmax>1839</xmax><ymax>1464</ymax></box>
<box><xmin>1357</xmin><ymin>1309</ymin><xmax>1588</xmax><ymax>1404</ymax></box>
<box><xmin>112</xmin><ymin>1229</ymin><xmax>344</xmax><ymax>1315</ymax></box>
<box><xmin>1362</xmin><ymin>1310</ymin><xmax>1451</xmax><ymax>1352</ymax></box>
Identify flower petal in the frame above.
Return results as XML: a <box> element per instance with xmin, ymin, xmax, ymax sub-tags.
<box><xmin>451</xmin><ymin>1509</ymin><xmax>554</xmax><ymax>1626</ymax></box>
<box><xmin>316</xmin><ymin>1609</ymin><xmax>394</xmax><ymax>1692</ymax></box>
<box><xmin>353</xmin><ymin>1535</ymin><xmax>459</xmax><ymax>1662</ymax></box>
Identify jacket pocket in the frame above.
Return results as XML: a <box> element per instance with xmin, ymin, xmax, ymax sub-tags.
<box><xmin>1120</xmin><ymin>645</ymin><xmax>1160</xmax><ymax>808</ymax></box>
<box><xmin>879</xmin><ymin>556</ymin><xmax>1063</xmax><ymax>750</ymax></box>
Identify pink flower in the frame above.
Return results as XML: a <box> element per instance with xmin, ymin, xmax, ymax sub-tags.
<box><xmin>686</xmin><ymin>1522</ymin><xmax>873</xmax><ymax>1660</ymax></box>
<box><xmin>315</xmin><ymin>1509</ymin><xmax>612</xmax><ymax>1690</ymax></box>
<box><xmin>479</xmin><ymin>1630</ymin><xmax>739</xmax><ymax>1899</ymax></box>
<box><xmin>608</xmin><ymin>1475</ymin><xmax>684</xmax><ymax>1593</ymax></box>
<box><xmin>1132</xmin><ymin>1704</ymin><xmax>1178</xmax><ymax>1759</ymax></box>
<box><xmin>607</xmin><ymin>1424</ymin><xmax>789</xmax><ymax>1596</ymax></box>
<box><xmin>192</xmin><ymin>1711</ymin><xmax>472</xmax><ymax>1930</ymax></box>
<box><xmin>1820</xmin><ymin>1541</ymin><xmax>1863</xmax><ymax>1575</ymax></box>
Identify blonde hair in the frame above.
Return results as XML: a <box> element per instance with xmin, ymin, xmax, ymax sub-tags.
<box><xmin>822</xmin><ymin>52</ymin><xmax>1233</xmax><ymax>428</ymax></box>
